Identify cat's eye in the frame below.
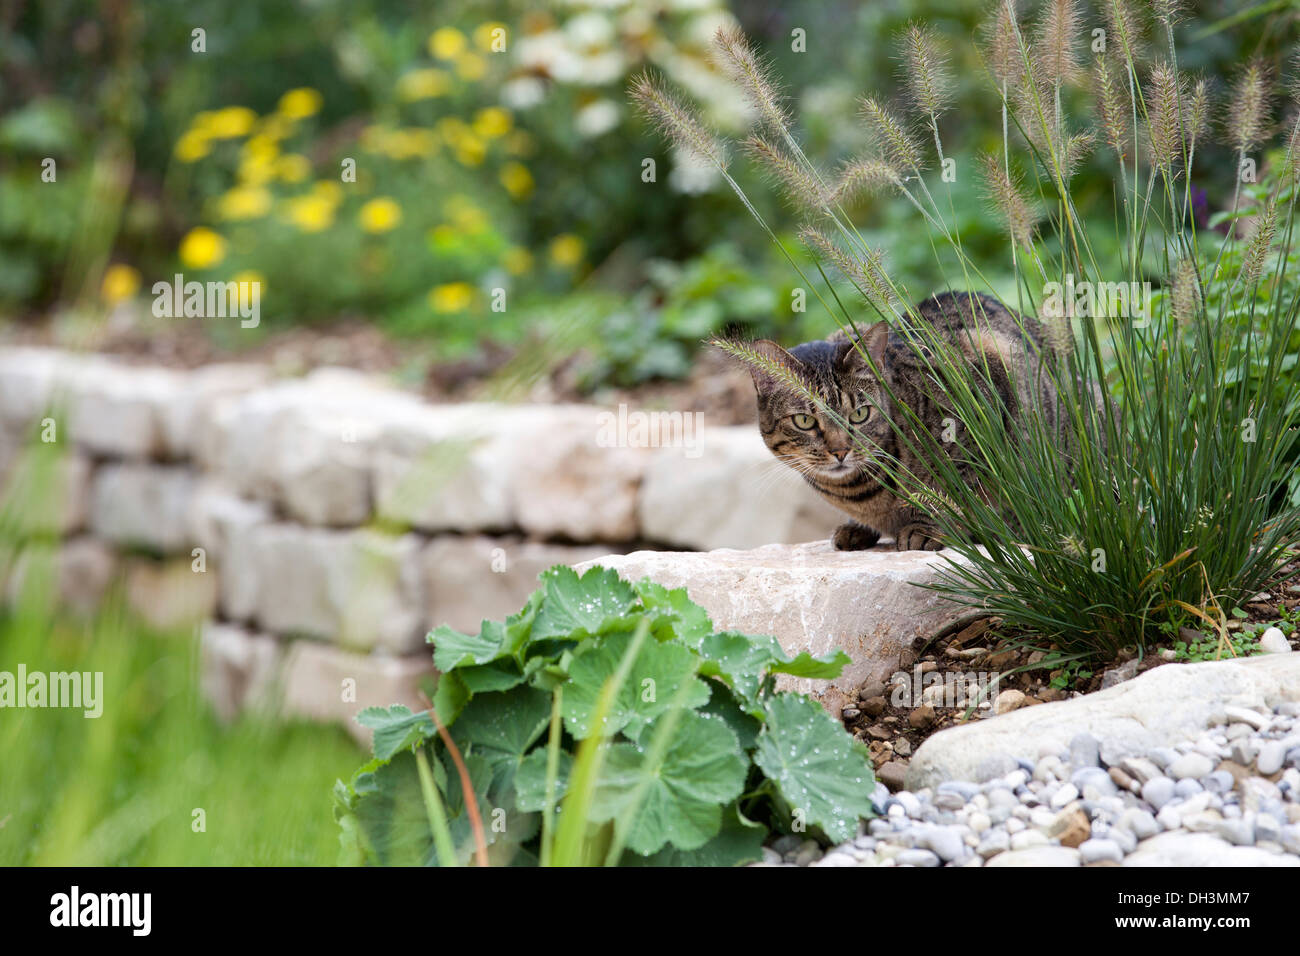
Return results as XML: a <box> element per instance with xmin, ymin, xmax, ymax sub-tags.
<box><xmin>791</xmin><ymin>413</ymin><xmax>817</xmax><ymax>430</ymax></box>
<box><xmin>848</xmin><ymin>405</ymin><xmax>872</xmax><ymax>424</ymax></box>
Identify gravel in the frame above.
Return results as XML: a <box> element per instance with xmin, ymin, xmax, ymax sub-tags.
<box><xmin>760</xmin><ymin>699</ymin><xmax>1300</xmax><ymax>867</ymax></box>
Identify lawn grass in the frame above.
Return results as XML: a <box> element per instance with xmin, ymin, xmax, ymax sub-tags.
<box><xmin>0</xmin><ymin>580</ymin><xmax>363</xmax><ymax>866</ymax></box>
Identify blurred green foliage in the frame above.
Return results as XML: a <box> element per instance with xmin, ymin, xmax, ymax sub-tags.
<box><xmin>0</xmin><ymin>591</ymin><xmax>360</xmax><ymax>865</ymax></box>
<box><xmin>2</xmin><ymin>0</ymin><xmax>1299</xmax><ymax>389</ymax></box>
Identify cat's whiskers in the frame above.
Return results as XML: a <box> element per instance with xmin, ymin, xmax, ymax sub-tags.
<box><xmin>745</xmin><ymin>454</ymin><xmax>816</xmax><ymax>497</ymax></box>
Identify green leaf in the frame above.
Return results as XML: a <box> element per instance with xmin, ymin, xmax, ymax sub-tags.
<box><xmin>769</xmin><ymin>649</ymin><xmax>851</xmax><ymax>680</ymax></box>
<box><xmin>515</xmin><ymin>747</ymin><xmax>574</xmax><ymax>812</ymax></box>
<box><xmin>432</xmin><ymin>671</ymin><xmax>469</xmax><ymax>726</ymax></box>
<box><xmin>697</xmin><ymin>630</ymin><xmax>779</xmax><ymax>704</ymax></box>
<box><xmin>530</xmin><ymin>565</ymin><xmax>638</xmax><ymax>642</ymax></box>
<box><xmin>753</xmin><ymin>693</ymin><xmax>877</xmax><ymax>843</ymax></box>
<box><xmin>633</xmin><ymin>579</ymin><xmax>713</xmax><ymax>646</ymax></box>
<box><xmin>346</xmin><ymin>752</ymin><xmax>435</xmax><ymax>866</ymax></box>
<box><xmin>622</xmin><ymin>802</ymin><xmax>765</xmax><ymax>866</ymax></box>
<box><xmin>562</xmin><ymin>630</ymin><xmax>711</xmax><ymax>741</ymax></box>
<box><xmin>453</xmin><ymin>686</ymin><xmax>552</xmax><ymax>758</ymax></box>
<box><xmin>429</xmin><ymin>589</ymin><xmax>542</xmax><ymax>672</ymax></box>
<box><xmin>588</xmin><ymin>710</ymin><xmax>748</xmax><ymax>855</ymax></box>
<box><xmin>698</xmin><ymin>683</ymin><xmax>762</xmax><ymax>751</ymax></box>
<box><xmin>698</xmin><ymin>631</ymin><xmax>848</xmax><ymax>705</ymax></box>
<box><xmin>457</xmin><ymin>659</ymin><xmax>528</xmax><ymax>694</ymax></box>
<box><xmin>356</xmin><ymin>705</ymin><xmax>435</xmax><ymax>761</ymax></box>
<box><xmin>430</xmin><ymin>619</ymin><xmax>507</xmax><ymax>672</ymax></box>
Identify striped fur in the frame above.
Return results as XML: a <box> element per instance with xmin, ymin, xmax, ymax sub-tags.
<box><xmin>747</xmin><ymin>291</ymin><xmax>1081</xmax><ymax>551</ymax></box>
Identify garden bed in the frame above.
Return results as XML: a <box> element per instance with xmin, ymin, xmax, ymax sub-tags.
<box><xmin>851</xmin><ymin>560</ymin><xmax>1300</xmax><ymax>791</ymax></box>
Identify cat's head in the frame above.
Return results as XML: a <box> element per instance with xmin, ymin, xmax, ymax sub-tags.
<box><xmin>744</xmin><ymin>322</ymin><xmax>892</xmax><ymax>481</ymax></box>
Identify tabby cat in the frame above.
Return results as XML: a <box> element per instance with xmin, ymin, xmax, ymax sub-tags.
<box><xmin>746</xmin><ymin>291</ymin><xmax>1070</xmax><ymax>551</ymax></box>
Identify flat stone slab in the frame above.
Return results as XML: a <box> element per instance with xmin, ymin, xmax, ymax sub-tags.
<box><xmin>907</xmin><ymin>654</ymin><xmax>1300</xmax><ymax>790</ymax></box>
<box><xmin>1123</xmin><ymin>831</ymin><xmax>1300</xmax><ymax>867</ymax></box>
<box><xmin>579</xmin><ymin>540</ymin><xmax>978</xmax><ymax>717</ymax></box>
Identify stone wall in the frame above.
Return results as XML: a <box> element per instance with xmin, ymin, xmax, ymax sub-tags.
<box><xmin>0</xmin><ymin>346</ymin><xmax>841</xmax><ymax>742</ymax></box>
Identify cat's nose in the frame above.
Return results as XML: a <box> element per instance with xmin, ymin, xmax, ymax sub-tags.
<box><xmin>830</xmin><ymin>448</ymin><xmax>848</xmax><ymax>462</ymax></box>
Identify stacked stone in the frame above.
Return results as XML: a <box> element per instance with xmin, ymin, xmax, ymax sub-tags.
<box><xmin>0</xmin><ymin>346</ymin><xmax>839</xmax><ymax>742</ymax></box>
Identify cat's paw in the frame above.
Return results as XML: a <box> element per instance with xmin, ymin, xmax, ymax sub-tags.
<box><xmin>833</xmin><ymin>521</ymin><xmax>881</xmax><ymax>551</ymax></box>
<box><xmin>895</xmin><ymin>524</ymin><xmax>944</xmax><ymax>551</ymax></box>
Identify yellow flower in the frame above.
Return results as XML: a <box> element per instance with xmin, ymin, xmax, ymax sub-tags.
<box><xmin>275</xmin><ymin>153</ymin><xmax>311</xmax><ymax>183</ymax></box>
<box><xmin>238</xmin><ymin>156</ymin><xmax>275</xmax><ymax>186</ymax></box>
<box><xmin>473</xmin><ymin>22</ymin><xmax>508</xmax><ymax>52</ymax></box>
<box><xmin>179</xmin><ymin>228</ymin><xmax>227</xmax><ymax>269</ymax></box>
<box><xmin>255</xmin><ymin>114</ymin><xmax>293</xmax><ymax>141</ymax></box>
<box><xmin>174</xmin><ymin>129</ymin><xmax>211</xmax><ymax>162</ymax></box>
<box><xmin>238</xmin><ymin>135</ymin><xmax>280</xmax><ymax>185</ymax></box>
<box><xmin>455</xmin><ymin>138</ymin><xmax>487</xmax><ymax>167</ymax></box>
<box><xmin>396</xmin><ymin>68</ymin><xmax>451</xmax><ymax>101</ymax></box>
<box><xmin>232</xmin><ymin>269</ymin><xmax>265</xmax><ymax>293</ymax></box>
<box><xmin>282</xmin><ymin>194</ymin><xmax>335</xmax><ymax>233</ymax></box>
<box><xmin>205</xmin><ymin>107</ymin><xmax>257</xmax><ymax>139</ymax></box>
<box><xmin>455</xmin><ymin>53</ymin><xmax>487</xmax><ymax>81</ymax></box>
<box><xmin>388</xmin><ymin>128</ymin><xmax>438</xmax><ymax>159</ymax></box>
<box><xmin>217</xmin><ymin>186</ymin><xmax>273</xmax><ymax>220</ymax></box>
<box><xmin>429</xmin><ymin>27</ymin><xmax>467</xmax><ymax>60</ymax></box>
<box><xmin>504</xmin><ymin>130</ymin><xmax>535</xmax><ymax>157</ymax></box>
<box><xmin>312</xmin><ymin>180</ymin><xmax>344</xmax><ymax>206</ymax></box>
<box><xmin>503</xmin><ymin>247</ymin><xmax>533</xmax><ymax>275</ymax></box>
<box><xmin>499</xmin><ymin>162</ymin><xmax>534</xmax><ymax>199</ymax></box>
<box><xmin>360</xmin><ymin>124</ymin><xmax>393</xmax><ymax>153</ymax></box>
<box><xmin>360</xmin><ymin>197</ymin><xmax>402</xmax><ymax>233</ymax></box>
<box><xmin>436</xmin><ymin>117</ymin><xmax>471</xmax><ymax>148</ymax></box>
<box><xmin>444</xmin><ymin>196</ymin><xmax>487</xmax><ymax>233</ymax></box>
<box><xmin>451</xmin><ymin>207</ymin><xmax>486</xmax><ymax>233</ymax></box>
<box><xmin>429</xmin><ymin>282</ymin><xmax>474</xmax><ymax>312</ymax></box>
<box><xmin>278</xmin><ymin>88</ymin><xmax>322</xmax><ymax>120</ymax></box>
<box><xmin>549</xmin><ymin>234</ymin><xmax>584</xmax><ymax>268</ymax></box>
<box><xmin>100</xmin><ymin>264</ymin><xmax>140</xmax><ymax>304</ymax></box>
<box><xmin>472</xmin><ymin>107</ymin><xmax>512</xmax><ymax>139</ymax></box>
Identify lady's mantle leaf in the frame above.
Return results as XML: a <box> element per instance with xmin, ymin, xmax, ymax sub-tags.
<box><xmin>753</xmin><ymin>693</ymin><xmax>877</xmax><ymax>843</ymax></box>
<box><xmin>697</xmin><ymin>631</ymin><xmax>849</xmax><ymax>708</ymax></box>
<box><xmin>562</xmin><ymin>630</ymin><xmax>710</xmax><ymax>741</ymax></box>
<box><xmin>356</xmin><ymin>705</ymin><xmax>435</xmax><ymax>761</ymax></box>
<box><xmin>633</xmin><ymin>579</ymin><xmax>713</xmax><ymax>646</ymax></box>
<box><xmin>530</xmin><ymin>565</ymin><xmax>639</xmax><ymax>642</ymax></box>
<box><xmin>514</xmin><ymin>747</ymin><xmax>574</xmax><ymax>812</ymax></box>
<box><xmin>621</xmin><ymin>802</ymin><xmax>765</xmax><ymax>866</ymax></box>
<box><xmin>768</xmin><ymin>649</ymin><xmax>851</xmax><ymax>680</ymax></box>
<box><xmin>588</xmin><ymin>710</ymin><xmax>747</xmax><ymax>855</ymax></box>
<box><xmin>429</xmin><ymin>590</ymin><xmax>542</xmax><ymax>672</ymax></box>
<box><xmin>452</xmin><ymin>686</ymin><xmax>552</xmax><ymax>759</ymax></box>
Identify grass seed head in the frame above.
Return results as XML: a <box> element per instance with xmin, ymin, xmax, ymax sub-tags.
<box><xmin>1035</xmin><ymin>0</ymin><xmax>1084</xmax><ymax>87</ymax></box>
<box><xmin>1224</xmin><ymin>59</ymin><xmax>1272</xmax><ymax>155</ymax></box>
<box><xmin>629</xmin><ymin>71</ymin><xmax>729</xmax><ymax>170</ymax></box>
<box><xmin>900</xmin><ymin>22</ymin><xmax>953</xmax><ymax>120</ymax></box>
<box><xmin>978</xmin><ymin>152</ymin><xmax>1039</xmax><ymax>249</ymax></box>
<box><xmin>712</xmin><ymin>27</ymin><xmax>789</xmax><ymax>135</ymax></box>
<box><xmin>743</xmin><ymin>134</ymin><xmax>830</xmax><ymax>210</ymax></box>
<box><xmin>859</xmin><ymin>95</ymin><xmax>925</xmax><ymax>172</ymax></box>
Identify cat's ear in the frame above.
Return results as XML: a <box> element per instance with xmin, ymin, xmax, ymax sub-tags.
<box><xmin>839</xmin><ymin>321</ymin><xmax>889</xmax><ymax>376</ymax></box>
<box><xmin>744</xmin><ymin>339</ymin><xmax>801</xmax><ymax>397</ymax></box>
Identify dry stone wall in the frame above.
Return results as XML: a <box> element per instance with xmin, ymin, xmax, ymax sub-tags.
<box><xmin>0</xmin><ymin>346</ymin><xmax>841</xmax><ymax>742</ymax></box>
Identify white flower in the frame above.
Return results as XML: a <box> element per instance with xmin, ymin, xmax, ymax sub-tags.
<box><xmin>575</xmin><ymin>99</ymin><xmax>620</xmax><ymax>137</ymax></box>
<box><xmin>565</xmin><ymin>12</ymin><xmax>616</xmax><ymax>49</ymax></box>
<box><xmin>668</xmin><ymin>145</ymin><xmax>721</xmax><ymax>194</ymax></box>
<box><xmin>575</xmin><ymin>50</ymin><xmax>627</xmax><ymax>85</ymax></box>
<box><xmin>502</xmin><ymin>77</ymin><xmax>546</xmax><ymax>109</ymax></box>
